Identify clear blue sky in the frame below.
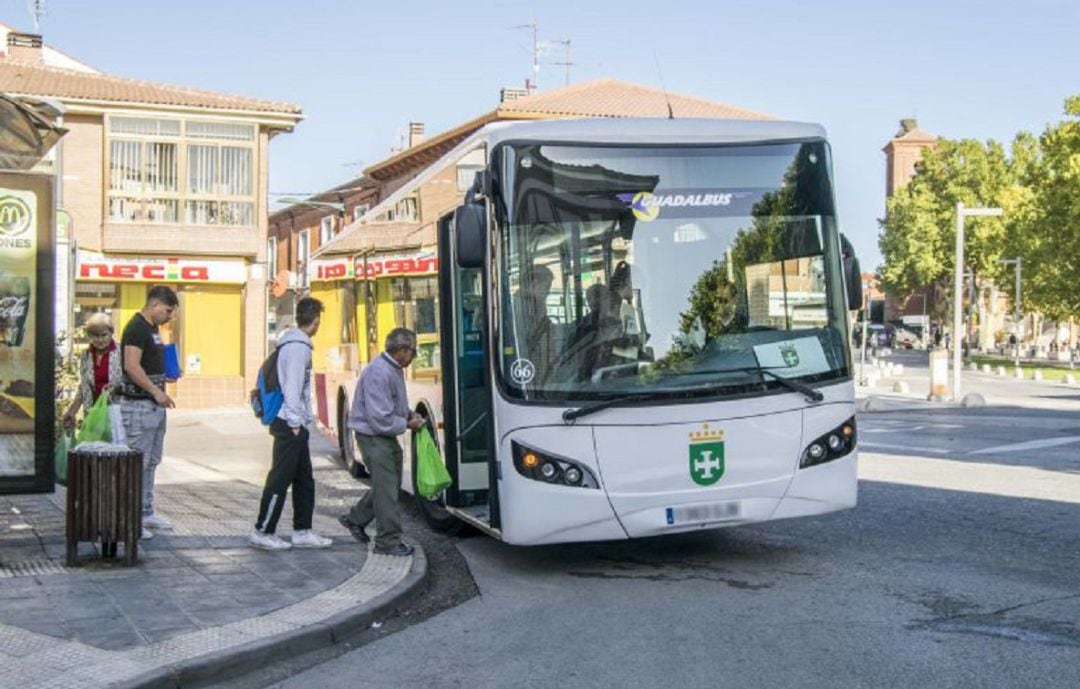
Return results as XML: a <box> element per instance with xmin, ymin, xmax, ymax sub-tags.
<box><xmin>9</xmin><ymin>0</ymin><xmax>1078</xmax><ymax>268</ymax></box>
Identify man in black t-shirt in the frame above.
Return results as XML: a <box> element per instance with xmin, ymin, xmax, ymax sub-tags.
<box><xmin>120</xmin><ymin>285</ymin><xmax>178</xmax><ymax>539</ymax></box>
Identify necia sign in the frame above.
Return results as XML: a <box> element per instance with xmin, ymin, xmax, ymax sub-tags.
<box><xmin>0</xmin><ymin>196</ymin><xmax>31</xmax><ymax>236</ymax></box>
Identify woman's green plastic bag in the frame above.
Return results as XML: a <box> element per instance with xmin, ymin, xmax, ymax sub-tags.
<box><xmin>76</xmin><ymin>392</ymin><xmax>111</xmax><ymax>444</ymax></box>
<box><xmin>416</xmin><ymin>427</ymin><xmax>451</xmax><ymax>498</ymax></box>
<box><xmin>54</xmin><ymin>433</ymin><xmax>73</xmax><ymax>486</ymax></box>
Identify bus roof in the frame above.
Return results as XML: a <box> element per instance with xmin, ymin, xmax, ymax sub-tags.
<box><xmin>315</xmin><ymin>117</ymin><xmax>827</xmax><ymax>258</ymax></box>
<box><xmin>478</xmin><ymin>117</ymin><xmax>827</xmax><ymax>147</ymax></box>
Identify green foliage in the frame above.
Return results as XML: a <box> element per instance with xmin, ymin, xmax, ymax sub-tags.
<box><xmin>54</xmin><ymin>333</ymin><xmax>80</xmax><ymax>441</ymax></box>
<box><xmin>1015</xmin><ymin>97</ymin><xmax>1080</xmax><ymax>319</ymax></box>
<box><xmin>878</xmin><ymin>95</ymin><xmax>1080</xmax><ymax>321</ymax></box>
<box><xmin>878</xmin><ymin>138</ymin><xmax>1012</xmax><ymax>299</ymax></box>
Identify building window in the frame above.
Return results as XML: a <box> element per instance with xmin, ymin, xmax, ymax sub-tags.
<box><xmin>267</xmin><ymin>237</ymin><xmax>278</xmax><ymax>277</ymax></box>
<box><xmin>457</xmin><ymin>164</ymin><xmax>483</xmax><ymax>192</ymax></box>
<box><xmin>106</xmin><ymin>115</ymin><xmax>256</xmax><ymax>226</ymax></box>
<box><xmin>395</xmin><ymin>195</ymin><xmax>418</xmax><ymax>222</ymax></box>
<box><xmin>352</xmin><ymin>204</ymin><xmax>370</xmax><ymax>222</ymax></box>
<box><xmin>320</xmin><ymin>216</ymin><xmax>334</xmax><ymax>246</ymax></box>
<box><xmin>297</xmin><ymin>230</ymin><xmax>310</xmax><ymax>289</ymax></box>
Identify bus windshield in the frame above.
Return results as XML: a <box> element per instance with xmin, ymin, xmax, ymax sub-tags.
<box><xmin>494</xmin><ymin>140</ymin><xmax>852</xmax><ymax>403</ymax></box>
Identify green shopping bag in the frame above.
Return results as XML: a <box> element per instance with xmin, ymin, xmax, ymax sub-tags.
<box><xmin>76</xmin><ymin>391</ymin><xmax>112</xmax><ymax>444</ymax></box>
<box><xmin>54</xmin><ymin>433</ymin><xmax>73</xmax><ymax>486</ymax></box>
<box><xmin>416</xmin><ymin>426</ymin><xmax>452</xmax><ymax>498</ymax></box>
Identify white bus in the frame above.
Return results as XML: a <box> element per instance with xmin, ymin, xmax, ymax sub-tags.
<box><xmin>338</xmin><ymin>118</ymin><xmax>863</xmax><ymax>545</ymax></box>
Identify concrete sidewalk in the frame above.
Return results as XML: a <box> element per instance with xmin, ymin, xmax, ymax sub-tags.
<box><xmin>855</xmin><ymin>352</ymin><xmax>1080</xmax><ymax>413</ymax></box>
<box><xmin>0</xmin><ymin>410</ymin><xmax>426</xmax><ymax>689</ymax></box>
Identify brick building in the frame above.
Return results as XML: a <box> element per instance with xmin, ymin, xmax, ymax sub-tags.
<box><xmin>270</xmin><ymin>78</ymin><xmax>773</xmax><ymax>377</ymax></box>
<box><xmin>0</xmin><ymin>25</ymin><xmax>303</xmax><ymax>407</ymax></box>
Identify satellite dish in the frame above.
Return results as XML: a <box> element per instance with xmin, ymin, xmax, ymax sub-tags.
<box><xmin>271</xmin><ymin>270</ymin><xmax>290</xmax><ymax>298</ymax></box>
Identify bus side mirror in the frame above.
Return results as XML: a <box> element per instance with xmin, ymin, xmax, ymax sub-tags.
<box><xmin>840</xmin><ymin>233</ymin><xmax>862</xmax><ymax>311</ymax></box>
<box><xmin>455</xmin><ymin>202</ymin><xmax>486</xmax><ymax>269</ymax></box>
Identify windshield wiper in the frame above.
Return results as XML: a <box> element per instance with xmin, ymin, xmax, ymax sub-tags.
<box><xmin>658</xmin><ymin>365</ymin><xmax>825</xmax><ymax>403</ymax></box>
<box><xmin>563</xmin><ymin>391</ymin><xmax>666</xmax><ymax>423</ymax></box>
<box><xmin>562</xmin><ymin>365</ymin><xmax>825</xmax><ymax>423</ymax></box>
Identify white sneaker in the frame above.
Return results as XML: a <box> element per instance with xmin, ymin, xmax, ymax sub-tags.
<box><xmin>249</xmin><ymin>530</ymin><xmax>292</xmax><ymax>551</ymax></box>
<box><xmin>140</xmin><ymin>527</ymin><xmax>153</xmax><ymax>540</ymax></box>
<box><xmin>291</xmin><ymin>530</ymin><xmax>333</xmax><ymax>549</ymax></box>
<box><xmin>143</xmin><ymin>513</ymin><xmax>174</xmax><ymax>530</ymax></box>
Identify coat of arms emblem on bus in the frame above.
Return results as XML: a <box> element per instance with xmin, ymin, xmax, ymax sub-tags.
<box><xmin>688</xmin><ymin>424</ymin><xmax>725</xmax><ymax>486</ymax></box>
<box><xmin>780</xmin><ymin>343</ymin><xmax>800</xmax><ymax>368</ymax></box>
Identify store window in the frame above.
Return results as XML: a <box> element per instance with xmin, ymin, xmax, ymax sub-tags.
<box><xmin>106</xmin><ymin>115</ymin><xmax>256</xmax><ymax>227</ymax></box>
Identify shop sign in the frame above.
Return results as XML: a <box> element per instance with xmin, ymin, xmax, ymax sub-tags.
<box><xmin>310</xmin><ymin>257</ymin><xmax>354</xmax><ymax>282</ymax></box>
<box><xmin>353</xmin><ymin>252</ymin><xmax>438</xmax><ymax>279</ymax></box>
<box><xmin>77</xmin><ymin>251</ymin><xmax>247</xmax><ymax>284</ymax></box>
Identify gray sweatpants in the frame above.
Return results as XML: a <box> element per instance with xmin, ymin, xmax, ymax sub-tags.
<box><xmin>348</xmin><ymin>433</ymin><xmax>404</xmax><ymax>550</ymax></box>
<box><xmin>121</xmin><ymin>398</ymin><xmax>167</xmax><ymax>517</ymax></box>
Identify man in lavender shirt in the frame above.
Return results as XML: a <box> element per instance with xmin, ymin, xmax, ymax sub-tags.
<box><xmin>340</xmin><ymin>328</ymin><xmax>423</xmax><ymax>556</ymax></box>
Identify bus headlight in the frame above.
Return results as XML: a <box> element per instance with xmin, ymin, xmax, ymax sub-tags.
<box><xmin>511</xmin><ymin>441</ymin><xmax>598</xmax><ymax>489</ymax></box>
<box><xmin>800</xmin><ymin>417</ymin><xmax>857</xmax><ymax>468</ymax></box>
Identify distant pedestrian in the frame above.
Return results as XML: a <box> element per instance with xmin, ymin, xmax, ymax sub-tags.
<box><xmin>339</xmin><ymin>328</ymin><xmax>423</xmax><ymax>557</ymax></box>
<box><xmin>62</xmin><ymin>313</ymin><xmax>123</xmax><ymax>439</ymax></box>
<box><xmin>934</xmin><ymin>329</ymin><xmax>943</xmax><ymax>349</ymax></box>
<box><xmin>250</xmin><ymin>297</ymin><xmax>333</xmax><ymax>551</ymax></box>
<box><xmin>119</xmin><ymin>286</ymin><xmax>178</xmax><ymax>540</ymax></box>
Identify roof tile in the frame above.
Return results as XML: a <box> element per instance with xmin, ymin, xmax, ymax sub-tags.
<box><xmin>0</xmin><ymin>60</ymin><xmax>301</xmax><ymax>115</ymax></box>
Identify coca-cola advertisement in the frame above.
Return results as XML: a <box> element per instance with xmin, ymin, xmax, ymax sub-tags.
<box><xmin>0</xmin><ymin>177</ymin><xmax>55</xmax><ymax>493</ymax></box>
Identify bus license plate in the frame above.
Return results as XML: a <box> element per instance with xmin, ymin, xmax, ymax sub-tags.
<box><xmin>666</xmin><ymin>501</ymin><xmax>741</xmax><ymax>526</ymax></box>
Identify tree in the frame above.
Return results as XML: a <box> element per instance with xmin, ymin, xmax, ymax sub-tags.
<box><xmin>1014</xmin><ymin>96</ymin><xmax>1080</xmax><ymax>320</ymax></box>
<box><xmin>878</xmin><ymin>138</ymin><xmax>1014</xmax><ymax>301</ymax></box>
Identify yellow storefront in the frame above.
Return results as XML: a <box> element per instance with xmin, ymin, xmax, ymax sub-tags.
<box><xmin>307</xmin><ymin>250</ymin><xmax>440</xmax><ymax>379</ymax></box>
<box><xmin>75</xmin><ymin>250</ymin><xmax>249</xmax><ymax>408</ymax></box>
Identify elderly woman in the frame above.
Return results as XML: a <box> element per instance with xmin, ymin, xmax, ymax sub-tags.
<box><xmin>62</xmin><ymin>313</ymin><xmax>124</xmax><ymax>434</ymax></box>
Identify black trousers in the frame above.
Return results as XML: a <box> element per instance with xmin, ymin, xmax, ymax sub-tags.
<box><xmin>255</xmin><ymin>420</ymin><xmax>315</xmax><ymax>534</ymax></box>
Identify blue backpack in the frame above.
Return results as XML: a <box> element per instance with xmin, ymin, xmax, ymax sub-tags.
<box><xmin>249</xmin><ymin>341</ymin><xmax>305</xmax><ymax>425</ymax></box>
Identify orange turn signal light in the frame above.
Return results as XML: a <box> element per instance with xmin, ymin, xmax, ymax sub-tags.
<box><xmin>522</xmin><ymin>452</ymin><xmax>540</xmax><ymax>469</ymax></box>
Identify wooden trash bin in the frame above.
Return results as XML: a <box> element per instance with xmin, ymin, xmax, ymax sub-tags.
<box><xmin>65</xmin><ymin>446</ymin><xmax>143</xmax><ymax>566</ymax></box>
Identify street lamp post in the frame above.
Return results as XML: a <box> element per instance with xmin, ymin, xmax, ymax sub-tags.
<box><xmin>953</xmin><ymin>202</ymin><xmax>1003</xmax><ymax>400</ymax></box>
<box><xmin>999</xmin><ymin>257</ymin><xmax>1022</xmax><ymax>370</ymax></box>
<box><xmin>859</xmin><ymin>280</ymin><xmax>869</xmax><ymax>385</ymax></box>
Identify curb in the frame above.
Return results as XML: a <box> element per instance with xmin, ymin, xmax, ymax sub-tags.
<box><xmin>112</xmin><ymin>546</ymin><xmax>429</xmax><ymax>689</ymax></box>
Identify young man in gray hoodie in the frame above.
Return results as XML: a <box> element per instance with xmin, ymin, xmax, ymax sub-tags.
<box><xmin>339</xmin><ymin>327</ymin><xmax>423</xmax><ymax>556</ymax></box>
<box><xmin>250</xmin><ymin>297</ymin><xmax>333</xmax><ymax>551</ymax></box>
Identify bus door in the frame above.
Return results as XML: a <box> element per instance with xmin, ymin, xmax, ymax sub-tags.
<box><xmin>437</xmin><ymin>212</ymin><xmax>498</xmax><ymax>527</ymax></box>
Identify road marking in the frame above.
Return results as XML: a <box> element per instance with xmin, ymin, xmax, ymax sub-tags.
<box><xmin>969</xmin><ymin>435</ymin><xmax>1080</xmax><ymax>455</ymax></box>
<box><xmin>860</xmin><ymin>452</ymin><xmax>1080</xmax><ymax>505</ymax></box>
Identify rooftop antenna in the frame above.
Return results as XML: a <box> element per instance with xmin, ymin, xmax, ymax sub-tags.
<box><xmin>514</xmin><ymin>20</ymin><xmax>540</xmax><ymax>91</ymax></box>
<box><xmin>550</xmin><ymin>38</ymin><xmax>573</xmax><ymax>86</ymax></box>
<box><xmin>27</xmin><ymin>0</ymin><xmax>46</xmax><ymax>33</ymax></box>
<box><xmin>652</xmin><ymin>51</ymin><xmax>675</xmax><ymax>119</ymax></box>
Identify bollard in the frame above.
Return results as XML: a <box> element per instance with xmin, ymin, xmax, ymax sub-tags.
<box><xmin>892</xmin><ymin>380</ymin><xmax>910</xmax><ymax>394</ymax></box>
<box><xmin>961</xmin><ymin>393</ymin><xmax>986</xmax><ymax>408</ymax></box>
<box><xmin>893</xmin><ymin>364</ymin><xmax>904</xmax><ymax>376</ymax></box>
<box><xmin>1065</xmin><ymin>374</ymin><xmax>1077</xmax><ymax>385</ymax></box>
<box><xmin>1032</xmin><ymin>370</ymin><xmax>1043</xmax><ymax>381</ymax></box>
<box><xmin>996</xmin><ymin>366</ymin><xmax>1006</xmax><ymax>376</ymax></box>
<box><xmin>981</xmin><ymin>364</ymin><xmax>991</xmax><ymax>373</ymax></box>
<box><xmin>1014</xmin><ymin>367</ymin><xmax>1024</xmax><ymax>379</ymax></box>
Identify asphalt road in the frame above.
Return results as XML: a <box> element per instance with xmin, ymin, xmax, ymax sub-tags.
<box><xmin>253</xmin><ymin>360</ymin><xmax>1080</xmax><ymax>689</ymax></box>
